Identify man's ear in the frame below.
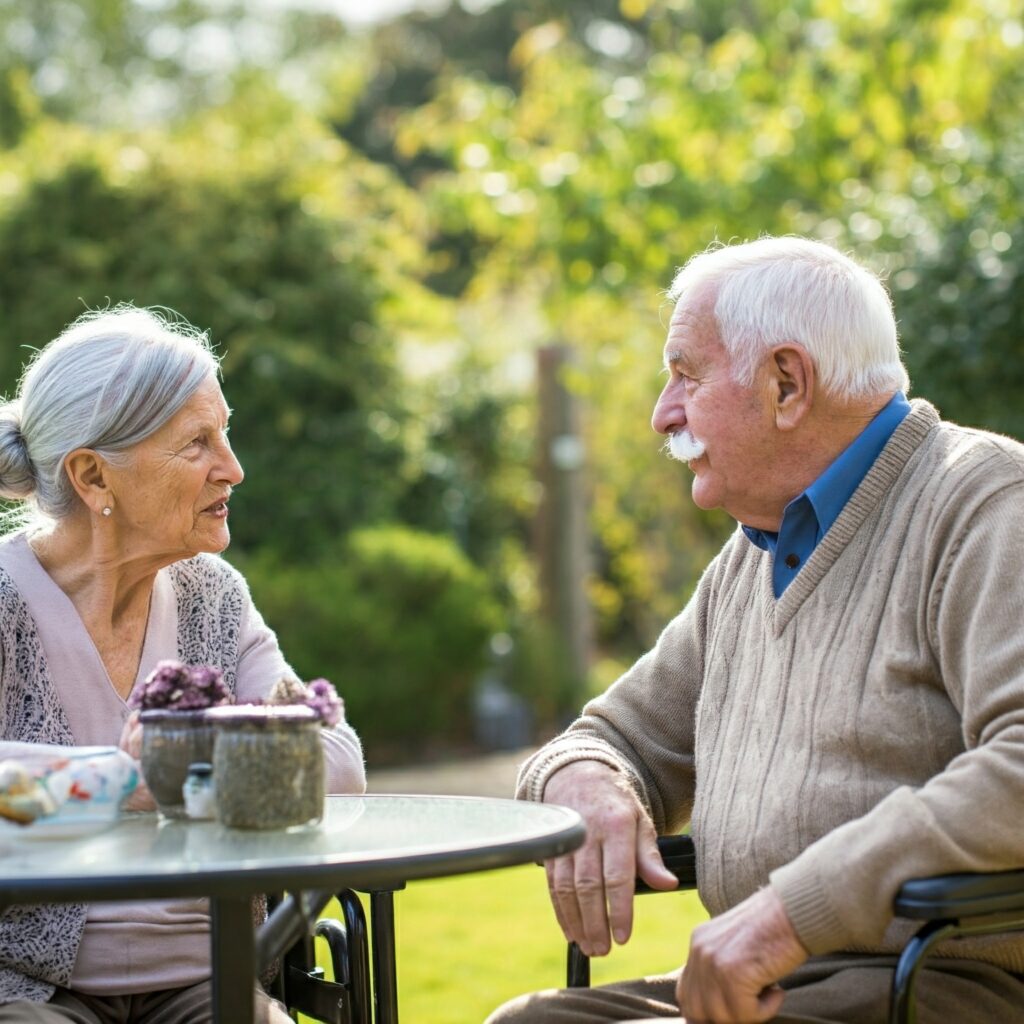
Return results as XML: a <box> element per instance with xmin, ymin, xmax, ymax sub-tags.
<box><xmin>768</xmin><ymin>344</ymin><xmax>815</xmax><ymax>431</ymax></box>
<box><xmin>63</xmin><ymin>448</ymin><xmax>113</xmax><ymax>515</ymax></box>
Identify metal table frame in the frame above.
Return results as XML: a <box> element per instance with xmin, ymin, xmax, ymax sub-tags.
<box><xmin>0</xmin><ymin>794</ymin><xmax>585</xmax><ymax>1023</ymax></box>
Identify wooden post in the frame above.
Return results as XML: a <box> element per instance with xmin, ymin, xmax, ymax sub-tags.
<box><xmin>536</xmin><ymin>345</ymin><xmax>592</xmax><ymax>717</ymax></box>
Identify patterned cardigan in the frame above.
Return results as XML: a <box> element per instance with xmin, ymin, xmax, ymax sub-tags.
<box><xmin>0</xmin><ymin>554</ymin><xmax>247</xmax><ymax>1004</ymax></box>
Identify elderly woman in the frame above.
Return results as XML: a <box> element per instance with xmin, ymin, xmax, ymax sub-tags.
<box><xmin>0</xmin><ymin>306</ymin><xmax>366</xmax><ymax>1023</ymax></box>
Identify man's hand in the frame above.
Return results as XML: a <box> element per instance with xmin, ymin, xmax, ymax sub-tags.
<box><xmin>676</xmin><ymin>885</ymin><xmax>808</xmax><ymax>1023</ymax></box>
<box><xmin>542</xmin><ymin>761</ymin><xmax>678</xmax><ymax>957</ymax></box>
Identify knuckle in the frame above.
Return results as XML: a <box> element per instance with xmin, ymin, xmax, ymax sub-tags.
<box><xmin>603</xmin><ymin>868</ymin><xmax>635</xmax><ymax>890</ymax></box>
<box><xmin>573</xmin><ymin>874</ymin><xmax>606</xmax><ymax>897</ymax></box>
<box><xmin>601</xmin><ymin>806</ymin><xmax>639</xmax><ymax>832</ymax></box>
<box><xmin>550</xmin><ymin>878</ymin><xmax>577</xmax><ymax>899</ymax></box>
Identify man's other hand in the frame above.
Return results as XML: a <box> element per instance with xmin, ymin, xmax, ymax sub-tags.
<box><xmin>676</xmin><ymin>885</ymin><xmax>809</xmax><ymax>1023</ymax></box>
<box><xmin>542</xmin><ymin>761</ymin><xmax>678</xmax><ymax>957</ymax></box>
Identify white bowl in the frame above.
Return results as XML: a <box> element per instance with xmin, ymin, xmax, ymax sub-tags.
<box><xmin>0</xmin><ymin>744</ymin><xmax>138</xmax><ymax>840</ymax></box>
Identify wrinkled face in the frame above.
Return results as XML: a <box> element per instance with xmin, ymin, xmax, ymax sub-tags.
<box><xmin>106</xmin><ymin>376</ymin><xmax>244</xmax><ymax>562</ymax></box>
<box><xmin>651</xmin><ymin>290</ymin><xmax>779</xmax><ymax>526</ymax></box>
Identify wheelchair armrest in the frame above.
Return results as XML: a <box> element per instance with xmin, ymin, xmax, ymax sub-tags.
<box><xmin>636</xmin><ymin>834</ymin><xmax>698</xmax><ymax>893</ymax></box>
<box><xmin>894</xmin><ymin>869</ymin><xmax>1024</xmax><ymax>921</ymax></box>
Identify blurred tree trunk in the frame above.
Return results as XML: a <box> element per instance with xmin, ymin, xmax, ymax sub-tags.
<box><xmin>536</xmin><ymin>345</ymin><xmax>593</xmax><ymax>717</ymax></box>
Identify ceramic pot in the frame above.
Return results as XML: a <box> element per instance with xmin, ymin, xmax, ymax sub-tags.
<box><xmin>139</xmin><ymin>710</ymin><xmax>215</xmax><ymax>819</ymax></box>
<box><xmin>207</xmin><ymin>705</ymin><xmax>324</xmax><ymax>830</ymax></box>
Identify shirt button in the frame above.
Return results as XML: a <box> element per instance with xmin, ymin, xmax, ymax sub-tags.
<box><xmin>784</xmin><ymin>553</ymin><xmax>800</xmax><ymax>569</ymax></box>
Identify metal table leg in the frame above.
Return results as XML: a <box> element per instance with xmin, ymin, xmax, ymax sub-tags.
<box><xmin>211</xmin><ymin>894</ymin><xmax>256</xmax><ymax>1024</ymax></box>
<box><xmin>370</xmin><ymin>888</ymin><xmax>403</xmax><ymax>1024</ymax></box>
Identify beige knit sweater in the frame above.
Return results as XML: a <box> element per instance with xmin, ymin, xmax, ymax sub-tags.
<box><xmin>518</xmin><ymin>400</ymin><xmax>1024</xmax><ymax>971</ymax></box>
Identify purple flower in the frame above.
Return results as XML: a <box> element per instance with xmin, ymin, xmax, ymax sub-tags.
<box><xmin>303</xmin><ymin>678</ymin><xmax>343</xmax><ymax>728</ymax></box>
<box><xmin>264</xmin><ymin>675</ymin><xmax>343</xmax><ymax>727</ymax></box>
<box><xmin>129</xmin><ymin>660</ymin><xmax>233</xmax><ymax>711</ymax></box>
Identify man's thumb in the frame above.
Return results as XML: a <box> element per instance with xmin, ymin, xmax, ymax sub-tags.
<box><xmin>636</xmin><ymin>837</ymin><xmax>680</xmax><ymax>891</ymax></box>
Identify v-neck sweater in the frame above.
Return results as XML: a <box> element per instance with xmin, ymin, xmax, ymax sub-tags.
<box><xmin>519</xmin><ymin>400</ymin><xmax>1024</xmax><ymax>970</ymax></box>
<box><xmin>0</xmin><ymin>534</ymin><xmax>366</xmax><ymax>1001</ymax></box>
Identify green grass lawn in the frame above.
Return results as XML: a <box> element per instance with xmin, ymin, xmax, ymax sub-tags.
<box><xmin>303</xmin><ymin>864</ymin><xmax>708</xmax><ymax>1024</ymax></box>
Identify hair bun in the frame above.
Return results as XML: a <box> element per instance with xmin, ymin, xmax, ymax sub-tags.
<box><xmin>0</xmin><ymin>404</ymin><xmax>37</xmax><ymax>500</ymax></box>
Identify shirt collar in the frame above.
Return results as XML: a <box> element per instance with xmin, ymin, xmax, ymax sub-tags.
<box><xmin>741</xmin><ymin>391</ymin><xmax>911</xmax><ymax>550</ymax></box>
<box><xmin>803</xmin><ymin>391</ymin><xmax>910</xmax><ymax>534</ymax></box>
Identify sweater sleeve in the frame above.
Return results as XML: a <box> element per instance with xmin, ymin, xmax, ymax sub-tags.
<box><xmin>234</xmin><ymin>591</ymin><xmax>366</xmax><ymax>796</ymax></box>
<box><xmin>517</xmin><ymin>551</ymin><xmax>719</xmax><ymax>834</ymax></box>
<box><xmin>771</xmin><ymin>482</ymin><xmax>1024</xmax><ymax>953</ymax></box>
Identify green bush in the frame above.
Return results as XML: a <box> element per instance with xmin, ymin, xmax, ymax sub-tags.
<box><xmin>0</xmin><ymin>99</ymin><xmax>426</xmax><ymax>561</ymax></box>
<box><xmin>238</xmin><ymin>525</ymin><xmax>502</xmax><ymax>761</ymax></box>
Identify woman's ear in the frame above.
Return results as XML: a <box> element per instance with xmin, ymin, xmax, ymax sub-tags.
<box><xmin>769</xmin><ymin>344</ymin><xmax>815</xmax><ymax>431</ymax></box>
<box><xmin>63</xmin><ymin>448</ymin><xmax>113</xmax><ymax>516</ymax></box>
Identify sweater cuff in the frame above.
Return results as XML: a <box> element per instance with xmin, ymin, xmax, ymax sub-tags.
<box><xmin>769</xmin><ymin>859</ymin><xmax>849</xmax><ymax>955</ymax></box>
<box><xmin>515</xmin><ymin>740</ymin><xmax>648</xmax><ymax>810</ymax></box>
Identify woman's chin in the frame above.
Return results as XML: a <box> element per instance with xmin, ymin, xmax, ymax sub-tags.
<box><xmin>191</xmin><ymin>525</ymin><xmax>231</xmax><ymax>556</ymax></box>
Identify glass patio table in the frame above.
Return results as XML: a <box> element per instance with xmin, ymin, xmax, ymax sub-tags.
<box><xmin>0</xmin><ymin>793</ymin><xmax>585</xmax><ymax>1023</ymax></box>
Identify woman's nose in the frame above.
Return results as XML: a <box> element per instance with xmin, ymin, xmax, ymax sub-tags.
<box><xmin>217</xmin><ymin>439</ymin><xmax>245</xmax><ymax>486</ymax></box>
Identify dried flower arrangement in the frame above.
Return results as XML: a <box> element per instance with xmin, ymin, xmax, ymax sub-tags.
<box><xmin>128</xmin><ymin>660</ymin><xmax>343</xmax><ymax>726</ymax></box>
<box><xmin>129</xmin><ymin>661</ymin><xmax>232</xmax><ymax>712</ymax></box>
<box><xmin>266</xmin><ymin>676</ymin><xmax>344</xmax><ymax>727</ymax></box>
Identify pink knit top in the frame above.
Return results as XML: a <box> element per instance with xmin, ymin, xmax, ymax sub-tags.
<box><xmin>0</xmin><ymin>532</ymin><xmax>365</xmax><ymax>995</ymax></box>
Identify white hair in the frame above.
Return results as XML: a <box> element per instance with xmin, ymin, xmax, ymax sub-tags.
<box><xmin>668</xmin><ymin>237</ymin><xmax>909</xmax><ymax>400</ymax></box>
<box><xmin>0</xmin><ymin>305</ymin><xmax>220</xmax><ymax>523</ymax></box>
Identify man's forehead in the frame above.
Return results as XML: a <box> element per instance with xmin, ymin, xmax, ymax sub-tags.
<box><xmin>664</xmin><ymin>298</ymin><xmax>714</xmax><ymax>354</ymax></box>
<box><xmin>668</xmin><ymin>305</ymin><xmax>703</xmax><ymax>337</ymax></box>
<box><xmin>669</xmin><ymin>288</ymin><xmax>714</xmax><ymax>327</ymax></box>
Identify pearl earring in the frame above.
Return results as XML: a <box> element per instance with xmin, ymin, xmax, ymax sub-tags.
<box><xmin>102</xmin><ymin>507</ymin><xmax>112</xmax><ymax>517</ymax></box>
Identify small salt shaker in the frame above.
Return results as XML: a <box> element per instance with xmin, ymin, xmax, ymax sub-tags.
<box><xmin>182</xmin><ymin>762</ymin><xmax>216</xmax><ymax>820</ymax></box>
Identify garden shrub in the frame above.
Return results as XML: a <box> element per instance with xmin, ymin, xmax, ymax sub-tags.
<box><xmin>238</xmin><ymin>525</ymin><xmax>502</xmax><ymax>760</ymax></box>
<box><xmin>0</xmin><ymin>109</ymin><xmax>418</xmax><ymax>561</ymax></box>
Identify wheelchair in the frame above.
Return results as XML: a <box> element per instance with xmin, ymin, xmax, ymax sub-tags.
<box><xmin>261</xmin><ymin>837</ymin><xmax>1024</xmax><ymax>1024</ymax></box>
<box><xmin>565</xmin><ymin>836</ymin><xmax>1024</xmax><ymax>1024</ymax></box>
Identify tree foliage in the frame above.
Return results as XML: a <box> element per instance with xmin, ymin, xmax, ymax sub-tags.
<box><xmin>0</xmin><ymin>87</ymin><xmax>443</xmax><ymax>557</ymax></box>
<box><xmin>0</xmin><ymin>0</ymin><xmax>1021</xmax><ymax>750</ymax></box>
<box><xmin>393</xmin><ymin>0</ymin><xmax>1023</xmax><ymax>639</ymax></box>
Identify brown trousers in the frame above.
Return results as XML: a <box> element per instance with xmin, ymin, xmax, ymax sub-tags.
<box><xmin>485</xmin><ymin>955</ymin><xmax>1024</xmax><ymax>1023</ymax></box>
<box><xmin>0</xmin><ymin>983</ymin><xmax>291</xmax><ymax>1024</ymax></box>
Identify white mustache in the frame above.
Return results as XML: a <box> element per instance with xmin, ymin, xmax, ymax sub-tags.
<box><xmin>666</xmin><ymin>430</ymin><xmax>707</xmax><ymax>462</ymax></box>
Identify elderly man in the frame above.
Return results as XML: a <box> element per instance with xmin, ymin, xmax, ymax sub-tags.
<box><xmin>488</xmin><ymin>237</ymin><xmax>1024</xmax><ymax>1023</ymax></box>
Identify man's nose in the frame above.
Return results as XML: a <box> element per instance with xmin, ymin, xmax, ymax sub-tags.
<box><xmin>651</xmin><ymin>384</ymin><xmax>683</xmax><ymax>436</ymax></box>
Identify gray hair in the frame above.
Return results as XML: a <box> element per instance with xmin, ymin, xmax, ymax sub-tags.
<box><xmin>668</xmin><ymin>237</ymin><xmax>909</xmax><ymax>400</ymax></box>
<box><xmin>0</xmin><ymin>305</ymin><xmax>220</xmax><ymax>522</ymax></box>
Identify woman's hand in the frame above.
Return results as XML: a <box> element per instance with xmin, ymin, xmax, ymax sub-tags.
<box><xmin>118</xmin><ymin>711</ymin><xmax>157</xmax><ymax>812</ymax></box>
<box><xmin>118</xmin><ymin>710</ymin><xmax>143</xmax><ymax>759</ymax></box>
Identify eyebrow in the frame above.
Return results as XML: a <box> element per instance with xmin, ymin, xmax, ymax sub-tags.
<box><xmin>663</xmin><ymin>347</ymin><xmax>700</xmax><ymax>374</ymax></box>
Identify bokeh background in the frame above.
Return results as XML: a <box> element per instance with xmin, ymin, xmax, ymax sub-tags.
<box><xmin>1</xmin><ymin>0</ymin><xmax>1021</xmax><ymax>768</ymax></box>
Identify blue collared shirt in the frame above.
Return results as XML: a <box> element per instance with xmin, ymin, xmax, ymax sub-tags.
<box><xmin>742</xmin><ymin>392</ymin><xmax>911</xmax><ymax>597</ymax></box>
